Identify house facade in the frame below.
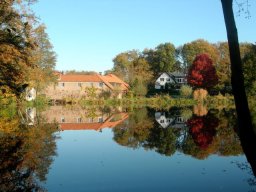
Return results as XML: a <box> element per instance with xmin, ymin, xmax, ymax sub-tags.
<box><xmin>43</xmin><ymin>73</ymin><xmax>129</xmax><ymax>100</ymax></box>
<box><xmin>155</xmin><ymin>72</ymin><xmax>187</xmax><ymax>90</ymax></box>
<box><xmin>25</xmin><ymin>87</ymin><xmax>36</xmax><ymax>101</ymax></box>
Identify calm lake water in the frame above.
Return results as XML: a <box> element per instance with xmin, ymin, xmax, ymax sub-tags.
<box><xmin>1</xmin><ymin>105</ymin><xmax>256</xmax><ymax>192</ymax></box>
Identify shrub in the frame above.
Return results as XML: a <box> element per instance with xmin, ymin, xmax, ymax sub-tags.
<box><xmin>180</xmin><ymin>85</ymin><xmax>193</xmax><ymax>98</ymax></box>
<box><xmin>193</xmin><ymin>89</ymin><xmax>208</xmax><ymax>101</ymax></box>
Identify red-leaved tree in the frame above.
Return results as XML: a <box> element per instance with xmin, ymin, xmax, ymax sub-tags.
<box><xmin>187</xmin><ymin>54</ymin><xmax>218</xmax><ymax>90</ymax></box>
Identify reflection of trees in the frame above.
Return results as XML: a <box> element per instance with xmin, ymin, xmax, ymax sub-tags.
<box><xmin>187</xmin><ymin>114</ymin><xmax>218</xmax><ymax>149</ymax></box>
<box><xmin>113</xmin><ymin>107</ymin><xmax>244</xmax><ymax>159</ymax></box>
<box><xmin>214</xmin><ymin>109</ymin><xmax>242</xmax><ymax>156</ymax></box>
<box><xmin>113</xmin><ymin>108</ymin><xmax>182</xmax><ymax>156</ymax></box>
<box><xmin>143</xmin><ymin>123</ymin><xmax>178</xmax><ymax>156</ymax></box>
<box><xmin>0</xmin><ymin>108</ymin><xmax>58</xmax><ymax>191</ymax></box>
<box><xmin>182</xmin><ymin>109</ymin><xmax>243</xmax><ymax>159</ymax></box>
<box><xmin>181</xmin><ymin>134</ymin><xmax>217</xmax><ymax>160</ymax></box>
<box><xmin>113</xmin><ymin>108</ymin><xmax>154</xmax><ymax>148</ymax></box>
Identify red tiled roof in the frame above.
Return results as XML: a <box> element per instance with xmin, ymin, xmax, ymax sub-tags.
<box><xmin>60</xmin><ymin>123</ymin><xmax>104</xmax><ymax>131</ymax></box>
<box><xmin>106</xmin><ymin>74</ymin><xmax>129</xmax><ymax>86</ymax></box>
<box><xmin>98</xmin><ymin>74</ymin><xmax>129</xmax><ymax>91</ymax></box>
<box><xmin>58</xmin><ymin>73</ymin><xmax>129</xmax><ymax>91</ymax></box>
<box><xmin>59</xmin><ymin>74</ymin><xmax>102</xmax><ymax>82</ymax></box>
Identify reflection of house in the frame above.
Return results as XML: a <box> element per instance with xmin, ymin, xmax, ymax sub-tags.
<box><xmin>23</xmin><ymin>107</ymin><xmax>36</xmax><ymax>125</ymax></box>
<box><xmin>43</xmin><ymin>73</ymin><xmax>129</xmax><ymax>99</ymax></box>
<box><xmin>155</xmin><ymin>72</ymin><xmax>187</xmax><ymax>90</ymax></box>
<box><xmin>41</xmin><ymin>106</ymin><xmax>129</xmax><ymax>131</ymax></box>
<box><xmin>155</xmin><ymin>112</ymin><xmax>186</xmax><ymax>129</ymax></box>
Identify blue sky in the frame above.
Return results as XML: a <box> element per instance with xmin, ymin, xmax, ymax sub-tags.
<box><xmin>32</xmin><ymin>0</ymin><xmax>256</xmax><ymax>73</ymax></box>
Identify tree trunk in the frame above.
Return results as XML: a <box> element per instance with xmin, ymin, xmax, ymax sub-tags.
<box><xmin>221</xmin><ymin>0</ymin><xmax>256</xmax><ymax>175</ymax></box>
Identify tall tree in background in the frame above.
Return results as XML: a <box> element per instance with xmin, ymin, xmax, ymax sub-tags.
<box><xmin>181</xmin><ymin>39</ymin><xmax>219</xmax><ymax>72</ymax></box>
<box><xmin>131</xmin><ymin>57</ymin><xmax>153</xmax><ymax>96</ymax></box>
<box><xmin>112</xmin><ymin>50</ymin><xmax>153</xmax><ymax>96</ymax></box>
<box><xmin>221</xmin><ymin>0</ymin><xmax>256</xmax><ymax>175</ymax></box>
<box><xmin>112</xmin><ymin>50</ymin><xmax>139</xmax><ymax>83</ymax></box>
<box><xmin>215</xmin><ymin>42</ymin><xmax>252</xmax><ymax>90</ymax></box>
<box><xmin>144</xmin><ymin>43</ymin><xmax>176</xmax><ymax>76</ymax></box>
<box><xmin>215</xmin><ymin>42</ymin><xmax>231</xmax><ymax>90</ymax></box>
<box><xmin>242</xmin><ymin>44</ymin><xmax>256</xmax><ymax>95</ymax></box>
<box><xmin>29</xmin><ymin>25</ymin><xmax>57</xmax><ymax>91</ymax></box>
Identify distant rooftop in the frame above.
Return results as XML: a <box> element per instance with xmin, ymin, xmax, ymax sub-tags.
<box><xmin>56</xmin><ymin>72</ymin><xmax>129</xmax><ymax>91</ymax></box>
<box><xmin>167</xmin><ymin>71</ymin><xmax>186</xmax><ymax>77</ymax></box>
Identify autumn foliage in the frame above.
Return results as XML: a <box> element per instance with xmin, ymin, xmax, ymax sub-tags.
<box><xmin>187</xmin><ymin>114</ymin><xmax>219</xmax><ymax>149</ymax></box>
<box><xmin>187</xmin><ymin>54</ymin><xmax>218</xmax><ymax>90</ymax></box>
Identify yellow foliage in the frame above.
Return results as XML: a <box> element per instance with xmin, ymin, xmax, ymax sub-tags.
<box><xmin>193</xmin><ymin>103</ymin><xmax>208</xmax><ymax>116</ymax></box>
<box><xmin>193</xmin><ymin>88</ymin><xmax>208</xmax><ymax>100</ymax></box>
<box><xmin>0</xmin><ymin>118</ymin><xmax>20</xmax><ymax>134</ymax></box>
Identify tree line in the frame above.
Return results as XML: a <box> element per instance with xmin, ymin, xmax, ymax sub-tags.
<box><xmin>0</xmin><ymin>0</ymin><xmax>56</xmax><ymax>99</ymax></box>
<box><xmin>109</xmin><ymin>39</ymin><xmax>256</xmax><ymax>96</ymax></box>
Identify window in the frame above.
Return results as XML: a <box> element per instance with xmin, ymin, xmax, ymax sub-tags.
<box><xmin>99</xmin><ymin>82</ymin><xmax>104</xmax><ymax>87</ymax></box>
<box><xmin>176</xmin><ymin>78</ymin><xmax>183</xmax><ymax>83</ymax></box>
<box><xmin>98</xmin><ymin>117</ymin><xmax>103</xmax><ymax>123</ymax></box>
<box><xmin>61</xmin><ymin>117</ymin><xmax>65</xmax><ymax>123</ymax></box>
<box><xmin>77</xmin><ymin>117</ymin><xmax>82</xmax><ymax>123</ymax></box>
<box><xmin>160</xmin><ymin>119</ymin><xmax>165</xmax><ymax>123</ymax></box>
<box><xmin>60</xmin><ymin>82</ymin><xmax>65</xmax><ymax>87</ymax></box>
<box><xmin>88</xmin><ymin>118</ymin><xmax>94</xmax><ymax>123</ymax></box>
<box><xmin>177</xmin><ymin>117</ymin><xmax>183</xmax><ymax>122</ymax></box>
<box><xmin>78</xmin><ymin>82</ymin><xmax>82</xmax><ymax>87</ymax></box>
<box><xmin>160</xmin><ymin>78</ymin><xmax>164</xmax><ymax>81</ymax></box>
<box><xmin>167</xmin><ymin>78</ymin><xmax>170</xmax><ymax>81</ymax></box>
<box><xmin>91</xmin><ymin>82</ymin><xmax>94</xmax><ymax>87</ymax></box>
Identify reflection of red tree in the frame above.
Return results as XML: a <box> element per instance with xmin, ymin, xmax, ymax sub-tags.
<box><xmin>187</xmin><ymin>115</ymin><xmax>219</xmax><ymax>149</ymax></box>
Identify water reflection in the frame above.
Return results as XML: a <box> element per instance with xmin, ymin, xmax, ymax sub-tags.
<box><xmin>0</xmin><ymin>106</ymin><xmax>58</xmax><ymax>191</ymax></box>
<box><xmin>1</xmin><ymin>104</ymin><xmax>256</xmax><ymax>191</ymax></box>
<box><xmin>41</xmin><ymin>106</ymin><xmax>128</xmax><ymax>132</ymax></box>
<box><xmin>22</xmin><ymin>107</ymin><xmax>36</xmax><ymax>125</ymax></box>
<box><xmin>113</xmin><ymin>107</ymin><xmax>243</xmax><ymax>159</ymax></box>
<box><xmin>155</xmin><ymin>110</ymin><xmax>187</xmax><ymax>129</ymax></box>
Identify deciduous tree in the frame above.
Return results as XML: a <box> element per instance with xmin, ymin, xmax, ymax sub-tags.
<box><xmin>112</xmin><ymin>51</ymin><xmax>153</xmax><ymax>96</ymax></box>
<box><xmin>29</xmin><ymin>25</ymin><xmax>57</xmax><ymax>91</ymax></box>
<box><xmin>0</xmin><ymin>0</ymin><xmax>56</xmax><ymax>98</ymax></box>
<box><xmin>242</xmin><ymin>44</ymin><xmax>256</xmax><ymax>95</ymax></box>
<box><xmin>181</xmin><ymin>39</ymin><xmax>219</xmax><ymax>71</ymax></box>
<box><xmin>143</xmin><ymin>42</ymin><xmax>176</xmax><ymax>75</ymax></box>
<box><xmin>187</xmin><ymin>54</ymin><xmax>218</xmax><ymax>90</ymax></box>
<box><xmin>0</xmin><ymin>0</ymin><xmax>37</xmax><ymax>96</ymax></box>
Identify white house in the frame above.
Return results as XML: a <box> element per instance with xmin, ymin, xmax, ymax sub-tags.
<box><xmin>155</xmin><ymin>72</ymin><xmax>187</xmax><ymax>90</ymax></box>
<box><xmin>25</xmin><ymin>87</ymin><xmax>37</xmax><ymax>101</ymax></box>
<box><xmin>155</xmin><ymin>111</ymin><xmax>186</xmax><ymax>129</ymax></box>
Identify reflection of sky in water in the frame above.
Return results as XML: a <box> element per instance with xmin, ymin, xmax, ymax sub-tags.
<box><xmin>44</xmin><ymin>129</ymin><xmax>253</xmax><ymax>192</ymax></box>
